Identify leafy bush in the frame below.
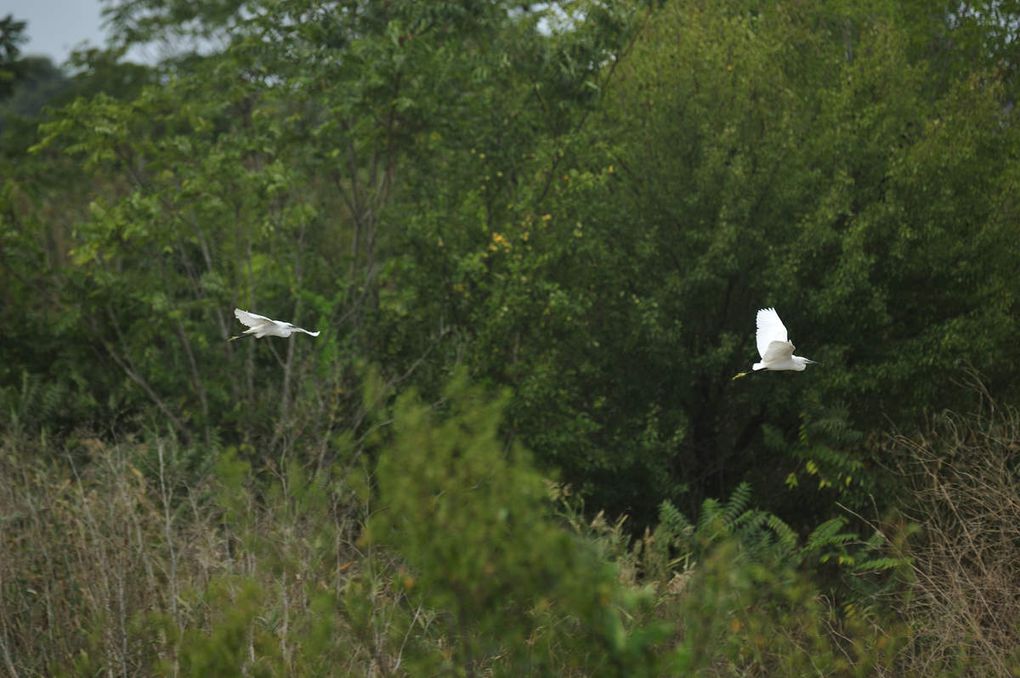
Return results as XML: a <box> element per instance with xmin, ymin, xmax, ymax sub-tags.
<box><xmin>371</xmin><ymin>371</ymin><xmax>670</xmax><ymax>675</ymax></box>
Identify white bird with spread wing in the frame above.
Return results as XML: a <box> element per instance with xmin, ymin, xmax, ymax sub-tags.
<box><xmin>230</xmin><ymin>308</ymin><xmax>320</xmax><ymax>341</ymax></box>
<box><xmin>751</xmin><ymin>307</ymin><xmax>815</xmax><ymax>372</ymax></box>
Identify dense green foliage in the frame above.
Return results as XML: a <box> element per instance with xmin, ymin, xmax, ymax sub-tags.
<box><xmin>2</xmin><ymin>0</ymin><xmax>1019</xmax><ymax>675</ymax></box>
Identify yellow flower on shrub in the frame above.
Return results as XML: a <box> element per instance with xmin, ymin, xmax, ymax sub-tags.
<box><xmin>489</xmin><ymin>232</ymin><xmax>511</xmax><ymax>252</ymax></box>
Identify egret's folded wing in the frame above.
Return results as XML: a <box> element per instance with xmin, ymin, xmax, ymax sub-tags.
<box><xmin>756</xmin><ymin>308</ymin><xmax>789</xmax><ymax>359</ymax></box>
<box><xmin>234</xmin><ymin>308</ymin><xmax>274</xmax><ymax>328</ymax></box>
<box><xmin>762</xmin><ymin>340</ymin><xmax>795</xmax><ymax>364</ymax></box>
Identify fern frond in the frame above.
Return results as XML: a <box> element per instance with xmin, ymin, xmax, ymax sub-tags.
<box><xmin>852</xmin><ymin>556</ymin><xmax>911</xmax><ymax>573</ymax></box>
<box><xmin>765</xmin><ymin>514</ymin><xmax>798</xmax><ymax>554</ymax></box>
<box><xmin>804</xmin><ymin>517</ymin><xmax>848</xmax><ymax>553</ymax></box>
<box><xmin>657</xmin><ymin>500</ymin><xmax>694</xmax><ymax>544</ymax></box>
<box><xmin>697</xmin><ymin>497</ymin><xmax>722</xmax><ymax>535</ymax></box>
<box><xmin>722</xmin><ymin>482</ymin><xmax>752</xmax><ymax>526</ymax></box>
<box><xmin>731</xmin><ymin>509</ymin><xmax>765</xmax><ymax>531</ymax></box>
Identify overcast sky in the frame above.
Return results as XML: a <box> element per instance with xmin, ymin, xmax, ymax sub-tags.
<box><xmin>5</xmin><ymin>0</ymin><xmax>109</xmax><ymax>64</ymax></box>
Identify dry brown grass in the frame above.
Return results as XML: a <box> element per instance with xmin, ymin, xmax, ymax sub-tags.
<box><xmin>0</xmin><ymin>436</ymin><xmax>412</xmax><ymax>677</ymax></box>
<box><xmin>0</xmin><ymin>438</ymin><xmax>220</xmax><ymax>675</ymax></box>
<box><xmin>891</xmin><ymin>383</ymin><xmax>1020</xmax><ymax>677</ymax></box>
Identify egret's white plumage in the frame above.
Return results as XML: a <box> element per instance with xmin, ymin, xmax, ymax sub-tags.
<box><xmin>230</xmin><ymin>308</ymin><xmax>320</xmax><ymax>340</ymax></box>
<box><xmin>752</xmin><ymin>308</ymin><xmax>814</xmax><ymax>372</ymax></box>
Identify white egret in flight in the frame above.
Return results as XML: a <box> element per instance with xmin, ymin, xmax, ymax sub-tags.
<box><xmin>752</xmin><ymin>307</ymin><xmax>815</xmax><ymax>371</ymax></box>
<box><xmin>230</xmin><ymin>308</ymin><xmax>320</xmax><ymax>341</ymax></box>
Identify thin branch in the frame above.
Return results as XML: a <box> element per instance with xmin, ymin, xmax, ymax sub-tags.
<box><xmin>98</xmin><ymin>310</ymin><xmax>189</xmax><ymax>442</ymax></box>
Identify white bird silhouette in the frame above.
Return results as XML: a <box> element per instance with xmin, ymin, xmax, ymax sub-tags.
<box><xmin>229</xmin><ymin>308</ymin><xmax>319</xmax><ymax>340</ymax></box>
<box><xmin>752</xmin><ymin>307</ymin><xmax>815</xmax><ymax>372</ymax></box>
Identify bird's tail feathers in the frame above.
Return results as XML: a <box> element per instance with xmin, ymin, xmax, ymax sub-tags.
<box><xmin>752</xmin><ymin>362</ymin><xmax>767</xmax><ymax>371</ymax></box>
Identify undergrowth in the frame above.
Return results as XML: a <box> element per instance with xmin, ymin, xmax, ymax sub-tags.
<box><xmin>1</xmin><ymin>376</ymin><xmax>1016</xmax><ymax>676</ymax></box>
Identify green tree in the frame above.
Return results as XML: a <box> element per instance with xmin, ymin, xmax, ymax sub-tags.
<box><xmin>387</xmin><ymin>0</ymin><xmax>1020</xmax><ymax>528</ymax></box>
<box><xmin>0</xmin><ymin>14</ymin><xmax>27</xmax><ymax>99</ymax></box>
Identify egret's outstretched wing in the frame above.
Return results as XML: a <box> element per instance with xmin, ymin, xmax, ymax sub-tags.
<box><xmin>762</xmin><ymin>339</ymin><xmax>795</xmax><ymax>364</ymax></box>
<box><xmin>234</xmin><ymin>308</ymin><xmax>275</xmax><ymax>328</ymax></box>
<box><xmin>756</xmin><ymin>308</ymin><xmax>789</xmax><ymax>359</ymax></box>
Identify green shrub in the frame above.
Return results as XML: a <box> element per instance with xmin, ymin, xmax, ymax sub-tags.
<box><xmin>371</xmin><ymin>370</ymin><xmax>670</xmax><ymax>676</ymax></box>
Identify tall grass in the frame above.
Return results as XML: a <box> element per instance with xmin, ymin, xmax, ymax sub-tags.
<box><xmin>2</xmin><ymin>380</ymin><xmax>1016</xmax><ymax>676</ymax></box>
<box><xmin>891</xmin><ymin>383</ymin><xmax>1020</xmax><ymax>676</ymax></box>
<box><xmin>0</xmin><ymin>436</ymin><xmax>403</xmax><ymax>676</ymax></box>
